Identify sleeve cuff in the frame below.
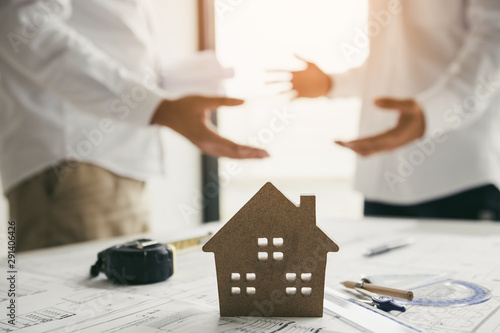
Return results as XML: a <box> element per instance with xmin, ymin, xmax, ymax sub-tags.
<box><xmin>415</xmin><ymin>83</ymin><xmax>460</xmax><ymax>137</ymax></box>
<box><xmin>327</xmin><ymin>70</ymin><xmax>362</xmax><ymax>99</ymax></box>
<box><xmin>117</xmin><ymin>83</ymin><xmax>165</xmax><ymax>127</ymax></box>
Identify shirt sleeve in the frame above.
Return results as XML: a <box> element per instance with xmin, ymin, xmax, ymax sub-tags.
<box><xmin>415</xmin><ymin>0</ymin><xmax>500</xmax><ymax>137</ymax></box>
<box><xmin>0</xmin><ymin>0</ymin><xmax>164</xmax><ymax>126</ymax></box>
<box><xmin>327</xmin><ymin>64</ymin><xmax>366</xmax><ymax>98</ymax></box>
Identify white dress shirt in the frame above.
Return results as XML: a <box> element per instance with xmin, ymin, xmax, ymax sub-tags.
<box><xmin>331</xmin><ymin>0</ymin><xmax>500</xmax><ymax>204</ymax></box>
<box><xmin>0</xmin><ymin>0</ymin><xmax>167</xmax><ymax>194</ymax></box>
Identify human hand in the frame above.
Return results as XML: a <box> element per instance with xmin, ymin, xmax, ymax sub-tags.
<box><xmin>268</xmin><ymin>55</ymin><xmax>333</xmax><ymax>98</ymax></box>
<box><xmin>152</xmin><ymin>95</ymin><xmax>270</xmax><ymax>159</ymax></box>
<box><xmin>335</xmin><ymin>98</ymin><xmax>425</xmax><ymax>156</ymax></box>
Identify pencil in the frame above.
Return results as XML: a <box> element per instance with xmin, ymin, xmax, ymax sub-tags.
<box><xmin>341</xmin><ymin>281</ymin><xmax>414</xmax><ymax>301</ymax></box>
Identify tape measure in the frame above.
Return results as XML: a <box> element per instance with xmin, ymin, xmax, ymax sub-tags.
<box><xmin>90</xmin><ymin>233</ymin><xmax>211</xmax><ymax>285</ymax></box>
<box><xmin>90</xmin><ymin>239</ymin><xmax>174</xmax><ymax>284</ymax></box>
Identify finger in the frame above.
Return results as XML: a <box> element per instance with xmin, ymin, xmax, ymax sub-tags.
<box><xmin>265</xmin><ymin>71</ymin><xmax>293</xmax><ymax>83</ymax></box>
<box><xmin>275</xmin><ymin>89</ymin><xmax>298</xmax><ymax>98</ymax></box>
<box><xmin>267</xmin><ymin>81</ymin><xmax>293</xmax><ymax>96</ymax></box>
<box><xmin>335</xmin><ymin>141</ymin><xmax>371</xmax><ymax>156</ymax></box>
<box><xmin>278</xmin><ymin>89</ymin><xmax>294</xmax><ymax>95</ymax></box>
<box><xmin>265</xmin><ymin>80</ymin><xmax>291</xmax><ymax>85</ymax></box>
<box><xmin>202</xmin><ymin>96</ymin><xmax>245</xmax><ymax>109</ymax></box>
<box><xmin>267</xmin><ymin>69</ymin><xmax>294</xmax><ymax>74</ymax></box>
<box><xmin>290</xmin><ymin>90</ymin><xmax>299</xmax><ymax>100</ymax></box>
<box><xmin>202</xmin><ymin>131</ymin><xmax>270</xmax><ymax>159</ymax></box>
<box><xmin>335</xmin><ymin>130</ymin><xmax>400</xmax><ymax>156</ymax></box>
<box><xmin>335</xmin><ymin>140</ymin><xmax>377</xmax><ymax>157</ymax></box>
<box><xmin>346</xmin><ymin>135</ymin><xmax>393</xmax><ymax>155</ymax></box>
<box><xmin>294</xmin><ymin>54</ymin><xmax>312</xmax><ymax>64</ymax></box>
<box><xmin>374</xmin><ymin>97</ymin><xmax>415</xmax><ymax>112</ymax></box>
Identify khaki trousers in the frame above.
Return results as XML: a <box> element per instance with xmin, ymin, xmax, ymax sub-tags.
<box><xmin>7</xmin><ymin>162</ymin><xmax>150</xmax><ymax>252</ymax></box>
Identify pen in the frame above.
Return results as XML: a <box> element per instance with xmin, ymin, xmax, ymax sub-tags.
<box><xmin>341</xmin><ymin>281</ymin><xmax>414</xmax><ymax>301</ymax></box>
<box><xmin>364</xmin><ymin>238</ymin><xmax>414</xmax><ymax>257</ymax></box>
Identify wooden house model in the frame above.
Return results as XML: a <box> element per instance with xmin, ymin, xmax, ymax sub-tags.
<box><xmin>203</xmin><ymin>182</ymin><xmax>339</xmax><ymax>317</ymax></box>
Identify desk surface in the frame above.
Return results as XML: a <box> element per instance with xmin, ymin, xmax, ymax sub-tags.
<box><xmin>1</xmin><ymin>218</ymin><xmax>500</xmax><ymax>333</ymax></box>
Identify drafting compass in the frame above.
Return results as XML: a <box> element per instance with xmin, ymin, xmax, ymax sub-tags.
<box><xmin>352</xmin><ymin>283</ymin><xmax>407</xmax><ymax>313</ymax></box>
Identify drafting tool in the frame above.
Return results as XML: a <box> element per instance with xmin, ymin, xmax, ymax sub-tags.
<box><xmin>324</xmin><ymin>287</ymin><xmax>422</xmax><ymax>333</ymax></box>
<box><xmin>90</xmin><ymin>233</ymin><xmax>212</xmax><ymax>284</ymax></box>
<box><xmin>341</xmin><ymin>280</ymin><xmax>414</xmax><ymax>300</ymax></box>
<box><xmin>397</xmin><ymin>278</ymin><xmax>491</xmax><ymax>306</ymax></box>
<box><xmin>364</xmin><ymin>238</ymin><xmax>414</xmax><ymax>257</ymax></box>
<box><xmin>365</xmin><ymin>274</ymin><xmax>492</xmax><ymax>307</ymax></box>
<box><xmin>352</xmin><ymin>284</ymin><xmax>407</xmax><ymax>312</ymax></box>
<box><xmin>367</xmin><ymin>295</ymin><xmax>407</xmax><ymax>312</ymax></box>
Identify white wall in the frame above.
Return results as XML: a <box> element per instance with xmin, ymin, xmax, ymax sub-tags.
<box><xmin>147</xmin><ymin>0</ymin><xmax>203</xmax><ymax>235</ymax></box>
<box><xmin>215</xmin><ymin>0</ymin><xmax>367</xmax><ymax>221</ymax></box>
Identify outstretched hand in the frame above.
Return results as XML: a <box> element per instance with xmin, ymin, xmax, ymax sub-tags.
<box><xmin>335</xmin><ymin>98</ymin><xmax>426</xmax><ymax>156</ymax></box>
<box><xmin>152</xmin><ymin>95</ymin><xmax>270</xmax><ymax>159</ymax></box>
<box><xmin>268</xmin><ymin>55</ymin><xmax>333</xmax><ymax>98</ymax></box>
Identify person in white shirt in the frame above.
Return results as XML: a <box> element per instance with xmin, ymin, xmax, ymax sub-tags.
<box><xmin>0</xmin><ymin>0</ymin><xmax>268</xmax><ymax>251</ymax></box>
<box><xmin>275</xmin><ymin>0</ymin><xmax>500</xmax><ymax>220</ymax></box>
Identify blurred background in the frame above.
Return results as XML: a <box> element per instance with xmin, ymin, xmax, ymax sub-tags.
<box><xmin>0</xmin><ymin>0</ymin><xmax>370</xmax><ymax>240</ymax></box>
<box><xmin>215</xmin><ymin>0</ymin><xmax>368</xmax><ymax>221</ymax></box>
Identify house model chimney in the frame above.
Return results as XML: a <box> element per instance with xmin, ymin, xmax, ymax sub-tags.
<box><xmin>300</xmin><ymin>195</ymin><xmax>315</xmax><ymax>210</ymax></box>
